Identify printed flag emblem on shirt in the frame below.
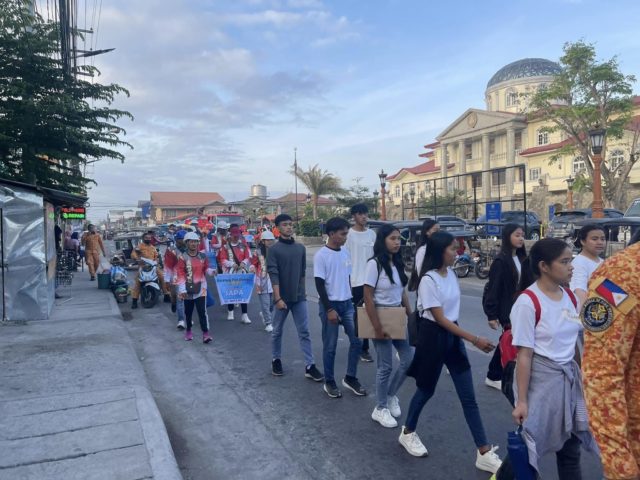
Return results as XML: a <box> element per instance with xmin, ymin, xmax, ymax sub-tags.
<box><xmin>595</xmin><ymin>278</ymin><xmax>628</xmax><ymax>307</ymax></box>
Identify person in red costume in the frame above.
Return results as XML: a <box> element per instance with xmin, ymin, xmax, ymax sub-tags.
<box><xmin>219</xmin><ymin>225</ymin><xmax>255</xmax><ymax>324</ymax></box>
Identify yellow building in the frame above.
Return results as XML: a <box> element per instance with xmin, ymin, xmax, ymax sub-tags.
<box><xmin>386</xmin><ymin>58</ymin><xmax>640</xmax><ymax>221</ymax></box>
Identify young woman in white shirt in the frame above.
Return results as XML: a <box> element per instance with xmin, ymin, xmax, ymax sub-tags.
<box><xmin>495</xmin><ymin>238</ymin><xmax>598</xmax><ymax>479</ymax></box>
<box><xmin>399</xmin><ymin>232</ymin><xmax>502</xmax><ymax>475</ymax></box>
<box><xmin>363</xmin><ymin>224</ymin><xmax>414</xmax><ymax>429</ymax></box>
<box><xmin>570</xmin><ymin>224</ymin><xmax>605</xmax><ymax>308</ymax></box>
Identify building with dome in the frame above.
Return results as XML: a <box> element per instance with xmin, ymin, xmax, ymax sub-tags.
<box><xmin>385</xmin><ymin>57</ymin><xmax>640</xmax><ymax>222</ymax></box>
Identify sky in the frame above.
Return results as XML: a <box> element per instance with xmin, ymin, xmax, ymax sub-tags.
<box><xmin>40</xmin><ymin>0</ymin><xmax>640</xmax><ymax>220</ymax></box>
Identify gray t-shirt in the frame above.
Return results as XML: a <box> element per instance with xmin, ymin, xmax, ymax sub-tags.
<box><xmin>267</xmin><ymin>238</ymin><xmax>306</xmax><ymax>303</ymax></box>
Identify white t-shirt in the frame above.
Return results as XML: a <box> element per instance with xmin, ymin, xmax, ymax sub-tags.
<box><xmin>510</xmin><ymin>282</ymin><xmax>582</xmax><ymax>364</ymax></box>
<box><xmin>313</xmin><ymin>246</ymin><xmax>352</xmax><ymax>301</ymax></box>
<box><xmin>345</xmin><ymin>228</ymin><xmax>377</xmax><ymax>287</ymax></box>
<box><xmin>364</xmin><ymin>259</ymin><xmax>404</xmax><ymax>306</ymax></box>
<box><xmin>513</xmin><ymin>255</ymin><xmax>521</xmax><ymax>277</ymax></box>
<box><xmin>417</xmin><ymin>268</ymin><xmax>460</xmax><ymax>323</ymax></box>
<box><xmin>414</xmin><ymin>245</ymin><xmax>426</xmax><ymax>274</ymax></box>
<box><xmin>570</xmin><ymin>254</ymin><xmax>603</xmax><ymax>293</ymax></box>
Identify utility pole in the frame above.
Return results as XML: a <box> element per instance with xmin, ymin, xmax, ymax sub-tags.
<box><xmin>294</xmin><ymin>148</ymin><xmax>299</xmax><ymax>225</ymax></box>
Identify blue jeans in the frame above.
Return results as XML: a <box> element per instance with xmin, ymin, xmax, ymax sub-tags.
<box><xmin>319</xmin><ymin>300</ymin><xmax>361</xmax><ymax>383</ymax></box>
<box><xmin>404</xmin><ymin>345</ymin><xmax>489</xmax><ymax>448</ymax></box>
<box><xmin>271</xmin><ymin>300</ymin><xmax>314</xmax><ymax>368</ymax></box>
<box><xmin>259</xmin><ymin>293</ymin><xmax>273</xmax><ymax>325</ymax></box>
<box><xmin>176</xmin><ymin>297</ymin><xmax>185</xmax><ymax>322</ymax></box>
<box><xmin>373</xmin><ymin>338</ymin><xmax>414</xmax><ymax>408</ymax></box>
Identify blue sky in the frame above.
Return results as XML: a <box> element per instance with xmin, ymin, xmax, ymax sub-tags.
<box><xmin>65</xmin><ymin>0</ymin><xmax>640</xmax><ymax>220</ymax></box>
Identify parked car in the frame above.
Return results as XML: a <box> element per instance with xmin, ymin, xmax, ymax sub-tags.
<box><xmin>624</xmin><ymin>198</ymin><xmax>640</xmax><ymax>236</ymax></box>
<box><xmin>546</xmin><ymin>208</ymin><xmax>624</xmax><ymax>241</ymax></box>
<box><xmin>421</xmin><ymin>215</ymin><xmax>475</xmax><ymax>233</ymax></box>
<box><xmin>475</xmin><ymin>210</ymin><xmax>542</xmax><ymax>240</ymax></box>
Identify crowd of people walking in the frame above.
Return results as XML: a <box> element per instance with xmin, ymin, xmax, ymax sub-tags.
<box><xmin>84</xmin><ymin>205</ymin><xmax>639</xmax><ymax>480</ymax></box>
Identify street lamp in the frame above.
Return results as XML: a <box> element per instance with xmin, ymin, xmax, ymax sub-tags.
<box><xmin>373</xmin><ymin>190</ymin><xmax>379</xmax><ymax>215</ymax></box>
<box><xmin>409</xmin><ymin>188</ymin><xmax>416</xmax><ymax>220</ymax></box>
<box><xmin>589</xmin><ymin>127</ymin><xmax>606</xmax><ymax>218</ymax></box>
<box><xmin>378</xmin><ymin>169</ymin><xmax>388</xmax><ymax>220</ymax></box>
<box><xmin>565</xmin><ymin>175</ymin><xmax>575</xmax><ymax>210</ymax></box>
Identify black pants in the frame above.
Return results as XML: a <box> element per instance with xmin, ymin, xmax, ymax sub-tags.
<box><xmin>487</xmin><ymin>343</ymin><xmax>503</xmax><ymax>381</ymax></box>
<box><xmin>185</xmin><ymin>296</ymin><xmax>209</xmax><ymax>333</ymax></box>
<box><xmin>351</xmin><ymin>286</ymin><xmax>369</xmax><ymax>353</ymax></box>
<box><xmin>496</xmin><ymin>434</ymin><xmax>582</xmax><ymax>480</ymax></box>
<box><xmin>228</xmin><ymin>303</ymin><xmax>248</xmax><ymax>314</ymax></box>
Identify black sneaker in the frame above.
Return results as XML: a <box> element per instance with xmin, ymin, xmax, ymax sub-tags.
<box><xmin>272</xmin><ymin>359</ymin><xmax>283</xmax><ymax>376</ymax></box>
<box><xmin>324</xmin><ymin>381</ymin><xmax>342</xmax><ymax>398</ymax></box>
<box><xmin>359</xmin><ymin>351</ymin><xmax>374</xmax><ymax>363</ymax></box>
<box><xmin>131</xmin><ymin>299</ymin><xmax>138</xmax><ymax>310</ymax></box>
<box><xmin>90</xmin><ymin>276</ymin><xmax>96</xmax><ymax>281</ymax></box>
<box><xmin>342</xmin><ymin>376</ymin><xmax>367</xmax><ymax>396</ymax></box>
<box><xmin>163</xmin><ymin>294</ymin><xmax>171</xmax><ymax>303</ymax></box>
<box><xmin>305</xmin><ymin>364</ymin><xmax>324</xmax><ymax>382</ymax></box>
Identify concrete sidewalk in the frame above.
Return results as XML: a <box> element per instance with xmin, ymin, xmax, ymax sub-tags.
<box><xmin>0</xmin><ymin>267</ymin><xmax>182</xmax><ymax>480</ymax></box>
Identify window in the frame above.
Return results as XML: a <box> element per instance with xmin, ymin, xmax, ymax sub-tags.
<box><xmin>573</xmin><ymin>156</ymin><xmax>586</xmax><ymax>174</ymax></box>
<box><xmin>471</xmin><ymin>173</ymin><xmax>482</xmax><ymax>188</ymax></box>
<box><xmin>608</xmin><ymin>149</ymin><xmax>625</xmax><ymax>171</ymax></box>
<box><xmin>506</xmin><ymin>89</ymin><xmax>518</xmax><ymax>107</ymax></box>
<box><xmin>514</xmin><ymin>132</ymin><xmax>522</xmax><ymax>150</ymax></box>
<box><xmin>529</xmin><ymin>168</ymin><xmax>541</xmax><ymax>181</ymax></box>
<box><xmin>491</xmin><ymin>168</ymin><xmax>506</xmax><ymax>186</ymax></box>
<box><xmin>537</xmin><ymin>130</ymin><xmax>549</xmax><ymax>146</ymax></box>
<box><xmin>394</xmin><ymin>186</ymin><xmax>400</xmax><ymax>197</ymax></box>
<box><xmin>517</xmin><ymin>165</ymin><xmax>525</xmax><ymax>182</ymax></box>
<box><xmin>424</xmin><ymin>181</ymin><xmax>432</xmax><ymax>193</ymax></box>
<box><xmin>489</xmin><ymin>138</ymin><xmax>496</xmax><ymax>155</ymax></box>
<box><xmin>465</xmin><ymin>143</ymin><xmax>472</xmax><ymax>160</ymax></box>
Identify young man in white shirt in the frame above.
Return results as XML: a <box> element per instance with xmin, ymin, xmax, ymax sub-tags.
<box><xmin>345</xmin><ymin>203</ymin><xmax>377</xmax><ymax>362</ymax></box>
<box><xmin>315</xmin><ymin>217</ymin><xmax>367</xmax><ymax>398</ymax></box>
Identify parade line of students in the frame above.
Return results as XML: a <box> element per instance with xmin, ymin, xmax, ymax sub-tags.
<box><xmin>89</xmin><ymin>207</ymin><xmax>640</xmax><ymax>479</ymax></box>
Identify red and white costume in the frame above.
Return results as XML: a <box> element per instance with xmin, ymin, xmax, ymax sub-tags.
<box><xmin>219</xmin><ymin>240</ymin><xmax>253</xmax><ymax>273</ymax></box>
<box><xmin>176</xmin><ymin>252</ymin><xmax>214</xmax><ymax>299</ymax></box>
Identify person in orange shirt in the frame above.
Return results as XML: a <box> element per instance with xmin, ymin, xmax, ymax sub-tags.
<box><xmin>81</xmin><ymin>224</ymin><xmax>106</xmax><ymax>281</ymax></box>
<box><xmin>131</xmin><ymin>231</ymin><xmax>170</xmax><ymax>309</ymax></box>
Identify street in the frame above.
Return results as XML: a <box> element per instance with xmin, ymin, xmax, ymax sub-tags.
<box><xmin>118</xmin><ymin>247</ymin><xmax>603</xmax><ymax>480</ymax></box>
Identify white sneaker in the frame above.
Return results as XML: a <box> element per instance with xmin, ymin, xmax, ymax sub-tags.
<box><xmin>485</xmin><ymin>378</ymin><xmax>502</xmax><ymax>390</ymax></box>
<box><xmin>476</xmin><ymin>445</ymin><xmax>502</xmax><ymax>473</ymax></box>
<box><xmin>227</xmin><ymin>311</ymin><xmax>234</xmax><ymax>321</ymax></box>
<box><xmin>241</xmin><ymin>313</ymin><xmax>252</xmax><ymax>324</ymax></box>
<box><xmin>371</xmin><ymin>407</ymin><xmax>398</xmax><ymax>428</ymax></box>
<box><xmin>265</xmin><ymin>324</ymin><xmax>274</xmax><ymax>333</ymax></box>
<box><xmin>176</xmin><ymin>320</ymin><xmax>186</xmax><ymax>330</ymax></box>
<box><xmin>398</xmin><ymin>428</ymin><xmax>429</xmax><ymax>457</ymax></box>
<box><xmin>387</xmin><ymin>395</ymin><xmax>401</xmax><ymax>418</ymax></box>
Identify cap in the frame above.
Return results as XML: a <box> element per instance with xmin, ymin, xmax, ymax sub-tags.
<box><xmin>175</xmin><ymin>229</ymin><xmax>187</xmax><ymax>240</ymax></box>
<box><xmin>184</xmin><ymin>232</ymin><xmax>200</xmax><ymax>242</ymax></box>
<box><xmin>217</xmin><ymin>221</ymin><xmax>230</xmax><ymax>230</ymax></box>
<box><xmin>260</xmin><ymin>231</ymin><xmax>275</xmax><ymax>240</ymax></box>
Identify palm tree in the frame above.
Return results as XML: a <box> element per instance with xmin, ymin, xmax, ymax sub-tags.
<box><xmin>290</xmin><ymin>164</ymin><xmax>345</xmax><ymax>219</ymax></box>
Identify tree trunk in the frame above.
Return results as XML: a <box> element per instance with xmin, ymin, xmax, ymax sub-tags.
<box><xmin>312</xmin><ymin>195</ymin><xmax>318</xmax><ymax>220</ymax></box>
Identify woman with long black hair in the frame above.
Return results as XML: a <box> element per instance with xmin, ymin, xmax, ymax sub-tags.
<box><xmin>399</xmin><ymin>231</ymin><xmax>502</xmax><ymax>474</ymax></box>
<box><xmin>364</xmin><ymin>224</ymin><xmax>414</xmax><ymax>428</ymax></box>
<box><xmin>482</xmin><ymin>223</ymin><xmax>527</xmax><ymax>391</ymax></box>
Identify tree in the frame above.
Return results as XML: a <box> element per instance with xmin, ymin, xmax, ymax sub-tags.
<box><xmin>529</xmin><ymin>41</ymin><xmax>638</xmax><ymax>210</ymax></box>
<box><xmin>335</xmin><ymin>177</ymin><xmax>379</xmax><ymax>219</ymax></box>
<box><xmin>0</xmin><ymin>0</ymin><xmax>133</xmax><ymax>194</ymax></box>
<box><xmin>290</xmin><ymin>163</ymin><xmax>345</xmax><ymax>219</ymax></box>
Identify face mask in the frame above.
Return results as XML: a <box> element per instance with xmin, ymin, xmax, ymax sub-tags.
<box><xmin>143</xmin><ymin>239</ymin><xmax>151</xmax><ymax>245</ymax></box>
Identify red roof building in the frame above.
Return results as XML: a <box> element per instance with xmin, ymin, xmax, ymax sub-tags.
<box><xmin>149</xmin><ymin>191</ymin><xmax>226</xmax><ymax>223</ymax></box>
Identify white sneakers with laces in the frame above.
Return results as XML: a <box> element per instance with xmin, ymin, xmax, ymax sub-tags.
<box><xmin>475</xmin><ymin>445</ymin><xmax>502</xmax><ymax>473</ymax></box>
<box><xmin>241</xmin><ymin>313</ymin><xmax>252</xmax><ymax>324</ymax></box>
<box><xmin>398</xmin><ymin>428</ymin><xmax>429</xmax><ymax>457</ymax></box>
<box><xmin>227</xmin><ymin>311</ymin><xmax>234</xmax><ymax>321</ymax></box>
<box><xmin>387</xmin><ymin>395</ymin><xmax>401</xmax><ymax>418</ymax></box>
<box><xmin>371</xmin><ymin>407</ymin><xmax>397</xmax><ymax>428</ymax></box>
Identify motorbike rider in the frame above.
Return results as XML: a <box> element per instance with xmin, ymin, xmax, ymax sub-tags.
<box><xmin>131</xmin><ymin>231</ymin><xmax>171</xmax><ymax>309</ymax></box>
<box><xmin>164</xmin><ymin>229</ymin><xmax>188</xmax><ymax>328</ymax></box>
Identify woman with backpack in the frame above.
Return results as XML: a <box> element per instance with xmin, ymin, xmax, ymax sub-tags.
<box><xmin>482</xmin><ymin>224</ymin><xmax>527</xmax><ymax>391</ymax></box>
<box><xmin>399</xmin><ymin>231</ymin><xmax>502</xmax><ymax>474</ymax></box>
<box><xmin>494</xmin><ymin>238</ymin><xmax>598</xmax><ymax>479</ymax></box>
<box><xmin>363</xmin><ymin>224</ymin><xmax>414</xmax><ymax>429</ymax></box>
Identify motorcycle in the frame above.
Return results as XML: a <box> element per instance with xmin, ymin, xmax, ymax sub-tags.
<box><xmin>138</xmin><ymin>257</ymin><xmax>161</xmax><ymax>308</ymax></box>
<box><xmin>472</xmin><ymin>249</ymin><xmax>496</xmax><ymax>280</ymax></box>
<box><xmin>109</xmin><ymin>255</ymin><xmax>130</xmax><ymax>303</ymax></box>
<box><xmin>452</xmin><ymin>252</ymin><xmax>473</xmax><ymax>278</ymax></box>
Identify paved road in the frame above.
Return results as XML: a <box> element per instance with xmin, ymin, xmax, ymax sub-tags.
<box><xmin>119</xmin><ymin>247</ymin><xmax>603</xmax><ymax>480</ymax></box>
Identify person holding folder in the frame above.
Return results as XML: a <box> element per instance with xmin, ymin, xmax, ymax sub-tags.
<box><xmin>363</xmin><ymin>224</ymin><xmax>414</xmax><ymax>429</ymax></box>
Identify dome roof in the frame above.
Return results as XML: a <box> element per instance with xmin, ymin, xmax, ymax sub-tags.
<box><xmin>487</xmin><ymin>58</ymin><xmax>561</xmax><ymax>89</ymax></box>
